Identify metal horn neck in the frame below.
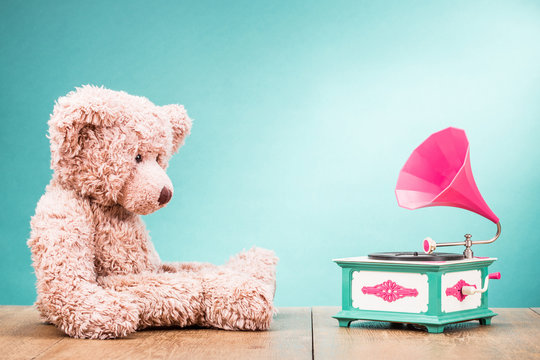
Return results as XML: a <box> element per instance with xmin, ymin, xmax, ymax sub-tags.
<box><xmin>424</xmin><ymin>222</ymin><xmax>501</xmax><ymax>259</ymax></box>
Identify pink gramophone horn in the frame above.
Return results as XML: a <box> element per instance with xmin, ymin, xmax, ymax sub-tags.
<box><xmin>395</xmin><ymin>127</ymin><xmax>501</xmax><ymax>258</ymax></box>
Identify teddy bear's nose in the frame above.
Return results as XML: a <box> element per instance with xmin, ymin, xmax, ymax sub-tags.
<box><xmin>158</xmin><ymin>186</ymin><xmax>172</xmax><ymax>205</ymax></box>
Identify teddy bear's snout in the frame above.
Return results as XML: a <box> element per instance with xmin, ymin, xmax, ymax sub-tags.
<box><xmin>117</xmin><ymin>160</ymin><xmax>174</xmax><ymax>214</ymax></box>
<box><xmin>158</xmin><ymin>186</ymin><xmax>172</xmax><ymax>205</ymax></box>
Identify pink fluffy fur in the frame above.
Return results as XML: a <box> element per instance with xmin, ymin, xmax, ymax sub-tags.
<box><xmin>28</xmin><ymin>86</ymin><xmax>278</xmax><ymax>339</ymax></box>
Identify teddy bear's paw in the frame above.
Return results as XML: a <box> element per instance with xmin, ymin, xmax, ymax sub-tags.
<box><xmin>202</xmin><ymin>273</ymin><xmax>275</xmax><ymax>331</ymax></box>
<box><xmin>56</xmin><ymin>297</ymin><xmax>141</xmax><ymax>339</ymax></box>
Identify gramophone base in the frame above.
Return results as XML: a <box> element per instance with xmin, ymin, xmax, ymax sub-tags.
<box><xmin>333</xmin><ymin>256</ymin><xmax>498</xmax><ymax>334</ymax></box>
<box><xmin>334</xmin><ymin>308</ymin><xmax>497</xmax><ymax>333</ymax></box>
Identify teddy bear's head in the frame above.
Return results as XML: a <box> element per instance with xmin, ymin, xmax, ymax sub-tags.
<box><xmin>48</xmin><ymin>86</ymin><xmax>192</xmax><ymax>215</ymax></box>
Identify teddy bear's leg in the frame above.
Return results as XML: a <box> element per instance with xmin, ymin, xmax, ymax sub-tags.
<box><xmin>98</xmin><ymin>271</ymin><xmax>205</xmax><ymax>329</ymax></box>
<box><xmin>201</xmin><ymin>247</ymin><xmax>278</xmax><ymax>330</ymax></box>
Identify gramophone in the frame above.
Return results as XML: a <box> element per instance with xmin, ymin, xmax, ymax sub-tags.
<box><xmin>333</xmin><ymin>127</ymin><xmax>501</xmax><ymax>333</ymax></box>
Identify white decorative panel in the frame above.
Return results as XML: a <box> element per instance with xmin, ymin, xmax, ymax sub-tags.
<box><xmin>351</xmin><ymin>271</ymin><xmax>429</xmax><ymax>313</ymax></box>
<box><xmin>441</xmin><ymin>270</ymin><xmax>482</xmax><ymax>313</ymax></box>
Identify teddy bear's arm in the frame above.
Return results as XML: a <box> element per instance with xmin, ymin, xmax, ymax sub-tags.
<box><xmin>99</xmin><ymin>248</ymin><xmax>278</xmax><ymax>331</ymax></box>
<box><xmin>28</xmin><ymin>187</ymin><xmax>141</xmax><ymax>339</ymax></box>
<box><xmin>97</xmin><ymin>270</ymin><xmax>204</xmax><ymax>328</ymax></box>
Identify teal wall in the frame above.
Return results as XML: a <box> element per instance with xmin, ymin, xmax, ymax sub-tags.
<box><xmin>1</xmin><ymin>0</ymin><xmax>539</xmax><ymax>307</ymax></box>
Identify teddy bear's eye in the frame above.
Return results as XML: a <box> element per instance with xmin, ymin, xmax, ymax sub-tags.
<box><xmin>135</xmin><ymin>154</ymin><xmax>142</xmax><ymax>163</ymax></box>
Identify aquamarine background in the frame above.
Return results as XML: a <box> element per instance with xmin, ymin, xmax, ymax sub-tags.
<box><xmin>1</xmin><ymin>0</ymin><xmax>539</xmax><ymax>307</ymax></box>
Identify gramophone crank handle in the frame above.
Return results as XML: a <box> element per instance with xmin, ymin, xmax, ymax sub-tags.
<box><xmin>461</xmin><ymin>272</ymin><xmax>501</xmax><ymax>295</ymax></box>
<box><xmin>422</xmin><ymin>222</ymin><xmax>502</xmax><ymax>257</ymax></box>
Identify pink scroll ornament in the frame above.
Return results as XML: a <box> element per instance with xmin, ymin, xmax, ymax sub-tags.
<box><xmin>446</xmin><ymin>280</ymin><xmax>476</xmax><ymax>302</ymax></box>
<box><xmin>361</xmin><ymin>280</ymin><xmax>419</xmax><ymax>302</ymax></box>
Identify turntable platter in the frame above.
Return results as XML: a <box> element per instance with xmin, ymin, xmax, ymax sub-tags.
<box><xmin>368</xmin><ymin>252</ymin><xmax>465</xmax><ymax>261</ymax></box>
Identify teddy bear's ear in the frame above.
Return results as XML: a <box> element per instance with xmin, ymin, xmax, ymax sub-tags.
<box><xmin>48</xmin><ymin>86</ymin><xmax>114</xmax><ymax>165</ymax></box>
<box><xmin>161</xmin><ymin>104</ymin><xmax>192</xmax><ymax>153</ymax></box>
<box><xmin>49</xmin><ymin>110</ymin><xmax>104</xmax><ymax>166</ymax></box>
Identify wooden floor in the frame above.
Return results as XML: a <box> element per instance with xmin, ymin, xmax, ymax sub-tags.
<box><xmin>1</xmin><ymin>306</ymin><xmax>539</xmax><ymax>359</ymax></box>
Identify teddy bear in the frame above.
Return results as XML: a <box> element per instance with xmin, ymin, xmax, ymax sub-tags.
<box><xmin>27</xmin><ymin>86</ymin><xmax>278</xmax><ymax>339</ymax></box>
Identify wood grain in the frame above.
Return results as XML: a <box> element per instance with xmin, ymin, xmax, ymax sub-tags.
<box><xmin>312</xmin><ymin>307</ymin><xmax>540</xmax><ymax>360</ymax></box>
<box><xmin>0</xmin><ymin>306</ymin><xmax>67</xmax><ymax>360</ymax></box>
<box><xmin>3</xmin><ymin>306</ymin><xmax>539</xmax><ymax>360</ymax></box>
<box><xmin>0</xmin><ymin>307</ymin><xmax>312</xmax><ymax>360</ymax></box>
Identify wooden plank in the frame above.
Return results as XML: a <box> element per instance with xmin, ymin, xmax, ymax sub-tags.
<box><xmin>0</xmin><ymin>306</ymin><xmax>67</xmax><ymax>360</ymax></box>
<box><xmin>31</xmin><ymin>307</ymin><xmax>312</xmax><ymax>360</ymax></box>
<box><xmin>313</xmin><ymin>307</ymin><xmax>540</xmax><ymax>360</ymax></box>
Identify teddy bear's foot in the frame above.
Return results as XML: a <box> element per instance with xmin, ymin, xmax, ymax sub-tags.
<box><xmin>225</xmin><ymin>247</ymin><xmax>278</xmax><ymax>284</ymax></box>
<box><xmin>98</xmin><ymin>272</ymin><xmax>204</xmax><ymax>329</ymax></box>
<box><xmin>224</xmin><ymin>247</ymin><xmax>278</xmax><ymax>300</ymax></box>
<box><xmin>201</xmin><ymin>248</ymin><xmax>278</xmax><ymax>331</ymax></box>
<box><xmin>202</xmin><ymin>269</ymin><xmax>275</xmax><ymax>331</ymax></box>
